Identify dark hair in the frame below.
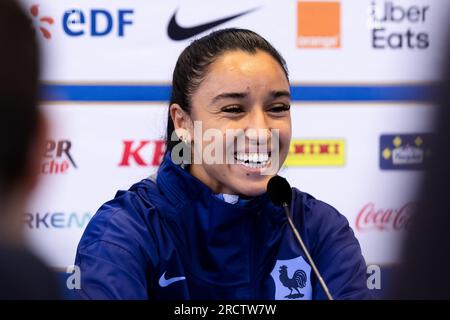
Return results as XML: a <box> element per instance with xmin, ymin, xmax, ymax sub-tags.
<box><xmin>0</xmin><ymin>0</ymin><xmax>40</xmax><ymax>195</ymax></box>
<box><xmin>165</xmin><ymin>28</ymin><xmax>289</xmax><ymax>152</ymax></box>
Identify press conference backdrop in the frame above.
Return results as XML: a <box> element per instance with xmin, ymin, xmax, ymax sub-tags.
<box><xmin>20</xmin><ymin>0</ymin><xmax>449</xmax><ymax>286</ymax></box>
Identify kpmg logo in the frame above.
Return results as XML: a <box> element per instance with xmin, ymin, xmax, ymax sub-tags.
<box><xmin>29</xmin><ymin>4</ymin><xmax>54</xmax><ymax>40</ymax></box>
<box><xmin>380</xmin><ymin>134</ymin><xmax>432</xmax><ymax>170</ymax></box>
<box><xmin>41</xmin><ymin>140</ymin><xmax>77</xmax><ymax>174</ymax></box>
<box><xmin>118</xmin><ymin>140</ymin><xmax>166</xmax><ymax>167</ymax></box>
<box><xmin>24</xmin><ymin>212</ymin><xmax>92</xmax><ymax>229</ymax></box>
<box><xmin>296</xmin><ymin>1</ymin><xmax>341</xmax><ymax>48</ymax></box>
<box><xmin>63</xmin><ymin>8</ymin><xmax>134</xmax><ymax>37</ymax></box>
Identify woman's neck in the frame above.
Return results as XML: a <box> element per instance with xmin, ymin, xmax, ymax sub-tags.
<box><xmin>189</xmin><ymin>163</ymin><xmax>237</xmax><ymax>195</ymax></box>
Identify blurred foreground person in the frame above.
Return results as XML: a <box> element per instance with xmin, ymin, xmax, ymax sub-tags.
<box><xmin>0</xmin><ymin>0</ymin><xmax>59</xmax><ymax>299</ymax></box>
<box><xmin>391</xmin><ymin>41</ymin><xmax>450</xmax><ymax>299</ymax></box>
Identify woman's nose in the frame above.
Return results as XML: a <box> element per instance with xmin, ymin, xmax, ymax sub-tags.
<box><xmin>246</xmin><ymin>108</ymin><xmax>269</xmax><ymax>131</ymax></box>
<box><xmin>245</xmin><ymin>108</ymin><xmax>271</xmax><ymax>146</ymax></box>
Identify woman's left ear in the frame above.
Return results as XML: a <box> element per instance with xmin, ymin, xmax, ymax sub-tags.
<box><xmin>170</xmin><ymin>104</ymin><xmax>189</xmax><ymax>130</ymax></box>
<box><xmin>170</xmin><ymin>104</ymin><xmax>193</xmax><ymax>140</ymax></box>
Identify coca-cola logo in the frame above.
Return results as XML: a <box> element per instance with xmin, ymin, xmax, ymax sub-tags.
<box><xmin>355</xmin><ymin>202</ymin><xmax>416</xmax><ymax>232</ymax></box>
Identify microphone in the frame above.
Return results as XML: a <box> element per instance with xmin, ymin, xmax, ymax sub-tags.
<box><xmin>267</xmin><ymin>176</ymin><xmax>334</xmax><ymax>300</ymax></box>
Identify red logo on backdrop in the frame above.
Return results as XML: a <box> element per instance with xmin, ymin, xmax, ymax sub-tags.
<box><xmin>41</xmin><ymin>140</ymin><xmax>77</xmax><ymax>174</ymax></box>
<box><xmin>355</xmin><ymin>202</ymin><xmax>416</xmax><ymax>232</ymax></box>
<box><xmin>118</xmin><ymin>140</ymin><xmax>165</xmax><ymax>167</ymax></box>
<box><xmin>30</xmin><ymin>4</ymin><xmax>54</xmax><ymax>39</ymax></box>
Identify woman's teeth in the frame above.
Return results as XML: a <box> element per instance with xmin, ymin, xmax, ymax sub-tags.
<box><xmin>234</xmin><ymin>153</ymin><xmax>270</xmax><ymax>169</ymax></box>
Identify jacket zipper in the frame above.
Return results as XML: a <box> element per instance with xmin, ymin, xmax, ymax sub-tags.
<box><xmin>250</xmin><ymin>210</ymin><xmax>261</xmax><ymax>299</ymax></box>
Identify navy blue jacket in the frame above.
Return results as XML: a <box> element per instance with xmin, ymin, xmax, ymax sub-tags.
<box><xmin>74</xmin><ymin>153</ymin><xmax>371</xmax><ymax>300</ymax></box>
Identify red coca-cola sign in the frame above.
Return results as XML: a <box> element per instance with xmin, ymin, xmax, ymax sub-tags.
<box><xmin>355</xmin><ymin>202</ymin><xmax>416</xmax><ymax>232</ymax></box>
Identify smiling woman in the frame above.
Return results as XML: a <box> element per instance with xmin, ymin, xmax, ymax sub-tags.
<box><xmin>74</xmin><ymin>28</ymin><xmax>371</xmax><ymax>300</ymax></box>
<box><xmin>169</xmin><ymin>46</ymin><xmax>291</xmax><ymax>196</ymax></box>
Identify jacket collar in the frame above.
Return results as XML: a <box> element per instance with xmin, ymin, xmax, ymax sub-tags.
<box><xmin>156</xmin><ymin>152</ymin><xmax>285</xmax><ymax>224</ymax></box>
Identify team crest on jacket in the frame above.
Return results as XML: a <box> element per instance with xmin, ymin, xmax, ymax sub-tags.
<box><xmin>270</xmin><ymin>256</ymin><xmax>312</xmax><ymax>300</ymax></box>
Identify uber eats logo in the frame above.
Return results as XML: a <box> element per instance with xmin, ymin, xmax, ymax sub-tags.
<box><xmin>369</xmin><ymin>1</ymin><xmax>430</xmax><ymax>49</ymax></box>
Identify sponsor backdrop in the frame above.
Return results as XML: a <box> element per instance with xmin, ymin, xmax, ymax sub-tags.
<box><xmin>18</xmin><ymin>0</ymin><xmax>449</xmax><ymax>291</ymax></box>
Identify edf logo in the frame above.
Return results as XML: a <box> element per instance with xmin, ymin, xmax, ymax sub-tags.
<box><xmin>63</xmin><ymin>9</ymin><xmax>133</xmax><ymax>37</ymax></box>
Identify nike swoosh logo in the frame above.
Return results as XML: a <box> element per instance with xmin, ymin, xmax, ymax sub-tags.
<box><xmin>158</xmin><ymin>271</ymin><xmax>186</xmax><ymax>287</ymax></box>
<box><xmin>167</xmin><ymin>7</ymin><xmax>259</xmax><ymax>41</ymax></box>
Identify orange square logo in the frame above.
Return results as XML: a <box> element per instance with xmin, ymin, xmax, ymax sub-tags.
<box><xmin>297</xmin><ymin>1</ymin><xmax>341</xmax><ymax>48</ymax></box>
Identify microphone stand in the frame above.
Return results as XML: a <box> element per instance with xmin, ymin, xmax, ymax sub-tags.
<box><xmin>282</xmin><ymin>202</ymin><xmax>334</xmax><ymax>300</ymax></box>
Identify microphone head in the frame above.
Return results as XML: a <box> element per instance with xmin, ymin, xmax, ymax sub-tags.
<box><xmin>267</xmin><ymin>175</ymin><xmax>292</xmax><ymax>206</ymax></box>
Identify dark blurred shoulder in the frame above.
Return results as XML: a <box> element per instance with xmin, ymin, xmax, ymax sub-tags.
<box><xmin>0</xmin><ymin>245</ymin><xmax>60</xmax><ymax>299</ymax></box>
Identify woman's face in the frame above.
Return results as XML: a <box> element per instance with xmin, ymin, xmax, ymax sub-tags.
<box><xmin>177</xmin><ymin>50</ymin><xmax>291</xmax><ymax>197</ymax></box>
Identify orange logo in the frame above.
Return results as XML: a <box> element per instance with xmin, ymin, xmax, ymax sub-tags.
<box><xmin>297</xmin><ymin>1</ymin><xmax>341</xmax><ymax>48</ymax></box>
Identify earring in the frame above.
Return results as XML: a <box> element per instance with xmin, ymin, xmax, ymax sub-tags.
<box><xmin>180</xmin><ymin>135</ymin><xmax>189</xmax><ymax>145</ymax></box>
<box><xmin>178</xmin><ymin>135</ymin><xmax>189</xmax><ymax>169</ymax></box>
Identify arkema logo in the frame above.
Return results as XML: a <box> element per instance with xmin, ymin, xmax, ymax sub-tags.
<box><xmin>24</xmin><ymin>212</ymin><xmax>92</xmax><ymax>229</ymax></box>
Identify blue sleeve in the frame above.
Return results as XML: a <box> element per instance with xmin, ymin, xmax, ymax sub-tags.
<box><xmin>74</xmin><ymin>190</ymin><xmax>158</xmax><ymax>300</ymax></box>
<box><xmin>75</xmin><ymin>240</ymin><xmax>149</xmax><ymax>299</ymax></box>
<box><xmin>302</xmin><ymin>197</ymin><xmax>372</xmax><ymax>300</ymax></box>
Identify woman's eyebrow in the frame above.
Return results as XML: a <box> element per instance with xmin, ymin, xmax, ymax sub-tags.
<box><xmin>270</xmin><ymin>90</ymin><xmax>291</xmax><ymax>99</ymax></box>
<box><xmin>211</xmin><ymin>92</ymin><xmax>248</xmax><ymax>104</ymax></box>
<box><xmin>210</xmin><ymin>90</ymin><xmax>290</xmax><ymax>104</ymax></box>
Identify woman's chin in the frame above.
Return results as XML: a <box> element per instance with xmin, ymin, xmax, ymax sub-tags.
<box><xmin>230</xmin><ymin>177</ymin><xmax>272</xmax><ymax>198</ymax></box>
